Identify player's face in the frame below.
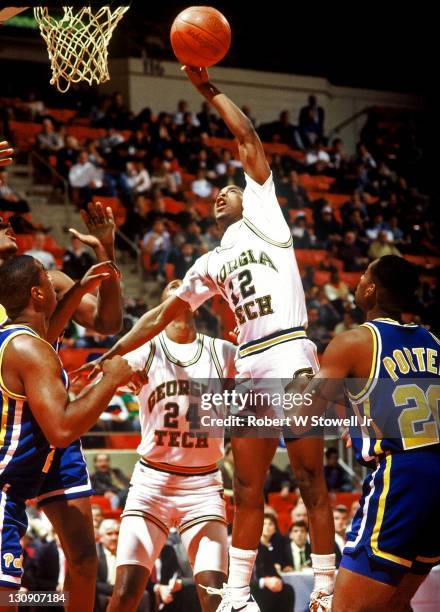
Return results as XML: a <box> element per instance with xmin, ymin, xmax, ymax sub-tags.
<box><xmin>354</xmin><ymin>263</ymin><xmax>375</xmax><ymax>311</ymax></box>
<box><xmin>214</xmin><ymin>186</ymin><xmax>243</xmax><ymax>229</ymax></box>
<box><xmin>0</xmin><ymin>218</ymin><xmax>18</xmax><ymax>258</ymax></box>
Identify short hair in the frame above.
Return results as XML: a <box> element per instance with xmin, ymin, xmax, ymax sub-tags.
<box><xmin>325</xmin><ymin>446</ymin><xmax>338</xmax><ymax>459</ymax></box>
<box><xmin>0</xmin><ymin>255</ymin><xmax>41</xmax><ymax>319</ymax></box>
<box><xmin>98</xmin><ymin>519</ymin><xmax>120</xmax><ymax>536</ymax></box>
<box><xmin>371</xmin><ymin>255</ymin><xmax>419</xmax><ymax>311</ymax></box>
<box><xmin>263</xmin><ymin>513</ymin><xmax>279</xmax><ymax>531</ymax></box>
<box><xmin>290</xmin><ymin>520</ymin><xmax>308</xmax><ymax>533</ymax></box>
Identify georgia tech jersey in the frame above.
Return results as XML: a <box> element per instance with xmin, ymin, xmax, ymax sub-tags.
<box><xmin>125</xmin><ymin>332</ymin><xmax>236</xmax><ymax>469</ymax></box>
<box><xmin>0</xmin><ymin>325</ymin><xmax>69</xmax><ymax>499</ymax></box>
<box><xmin>175</xmin><ymin>173</ymin><xmax>308</xmax><ymax>348</ymax></box>
<box><xmin>346</xmin><ymin>318</ymin><xmax>440</xmax><ymax>466</ymax></box>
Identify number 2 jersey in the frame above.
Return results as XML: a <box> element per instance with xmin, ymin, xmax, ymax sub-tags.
<box><xmin>346</xmin><ymin>318</ymin><xmax>440</xmax><ymax>466</ymax></box>
<box><xmin>0</xmin><ymin>324</ymin><xmax>69</xmax><ymax>499</ymax></box>
<box><xmin>175</xmin><ymin>172</ymin><xmax>308</xmax><ymax>359</ymax></box>
<box><xmin>125</xmin><ymin>332</ymin><xmax>237</xmax><ymax>471</ymax></box>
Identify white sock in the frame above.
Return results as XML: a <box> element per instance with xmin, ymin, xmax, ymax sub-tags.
<box><xmin>311</xmin><ymin>553</ymin><xmax>336</xmax><ymax>594</ymax></box>
<box><xmin>227</xmin><ymin>546</ymin><xmax>257</xmax><ymax>599</ymax></box>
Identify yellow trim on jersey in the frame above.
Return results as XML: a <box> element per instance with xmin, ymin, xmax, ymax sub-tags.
<box><xmin>239</xmin><ymin>329</ymin><xmax>306</xmax><ymax>359</ymax></box>
<box><xmin>347</xmin><ymin>323</ymin><xmax>378</xmax><ymax>402</ymax></box>
<box><xmin>0</xmin><ymin>394</ymin><xmax>10</xmax><ymax>447</ymax></box>
<box><xmin>159</xmin><ymin>332</ymin><xmax>204</xmax><ymax>367</ymax></box>
<box><xmin>363</xmin><ymin>398</ymin><xmax>384</xmax><ymax>455</ymax></box>
<box><xmin>243</xmin><ymin>217</ymin><xmax>293</xmax><ymax>248</ymax></box>
<box><xmin>0</xmin><ymin>304</ymin><xmax>7</xmax><ymax>326</ymax></box>
<box><xmin>370</xmin><ymin>454</ymin><xmax>412</xmax><ymax>568</ymax></box>
<box><xmin>0</xmin><ymin>330</ymin><xmax>37</xmax><ymax>400</ymax></box>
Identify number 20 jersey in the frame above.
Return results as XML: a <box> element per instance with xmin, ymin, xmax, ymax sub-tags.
<box><xmin>346</xmin><ymin>318</ymin><xmax>440</xmax><ymax>466</ymax></box>
<box><xmin>175</xmin><ymin>172</ymin><xmax>308</xmax><ymax>351</ymax></box>
<box><xmin>125</xmin><ymin>332</ymin><xmax>237</xmax><ymax>470</ymax></box>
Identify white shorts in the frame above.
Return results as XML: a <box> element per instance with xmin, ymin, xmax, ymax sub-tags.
<box><xmin>116</xmin><ymin>462</ymin><xmax>228</xmax><ymax>574</ymax></box>
<box><xmin>234</xmin><ymin>338</ymin><xmax>319</xmax><ymax>418</ymax></box>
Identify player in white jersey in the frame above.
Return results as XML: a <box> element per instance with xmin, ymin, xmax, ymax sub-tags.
<box><xmin>107</xmin><ymin>280</ymin><xmax>236</xmax><ymax>612</ymax></box>
<box><xmin>77</xmin><ymin>67</ymin><xmax>335</xmax><ymax>612</ymax></box>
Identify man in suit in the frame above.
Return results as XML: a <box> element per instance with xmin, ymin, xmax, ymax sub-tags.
<box><xmin>33</xmin><ymin>532</ymin><xmax>66</xmax><ymax>612</ymax></box>
<box><xmin>333</xmin><ymin>506</ymin><xmax>348</xmax><ymax>568</ymax></box>
<box><xmin>298</xmin><ymin>95</ymin><xmax>325</xmax><ymax>146</ymax></box>
<box><xmin>283</xmin><ymin>521</ymin><xmax>312</xmax><ymax>572</ymax></box>
<box><xmin>96</xmin><ymin>519</ymin><xmax>151</xmax><ymax>612</ymax></box>
<box><xmin>91</xmin><ymin>452</ymin><xmax>130</xmax><ymax>508</ymax></box>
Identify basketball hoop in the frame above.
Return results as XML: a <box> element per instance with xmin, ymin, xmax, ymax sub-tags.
<box><xmin>34</xmin><ymin>6</ymin><xmax>129</xmax><ymax>93</ymax></box>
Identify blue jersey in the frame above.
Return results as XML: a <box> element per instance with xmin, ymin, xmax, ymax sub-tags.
<box><xmin>346</xmin><ymin>318</ymin><xmax>440</xmax><ymax>466</ymax></box>
<box><xmin>0</xmin><ymin>324</ymin><xmax>68</xmax><ymax>500</ymax></box>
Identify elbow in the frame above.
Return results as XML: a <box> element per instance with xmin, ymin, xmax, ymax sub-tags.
<box><xmin>94</xmin><ymin>316</ymin><xmax>123</xmax><ymax>336</ymax></box>
<box><xmin>47</xmin><ymin>430</ymin><xmax>75</xmax><ymax>448</ymax></box>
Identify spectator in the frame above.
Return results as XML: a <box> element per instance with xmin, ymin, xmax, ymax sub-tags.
<box><xmin>283</xmin><ymin>521</ymin><xmax>311</xmax><ymax>572</ymax></box>
<box><xmin>305</xmin><ymin>140</ymin><xmax>330</xmax><ymax>172</ymax></box>
<box><xmin>122</xmin><ymin>161</ymin><xmax>152</xmax><ymax>200</ymax></box>
<box><xmin>355</xmin><ymin>142</ymin><xmax>376</xmax><ymax>170</ymax></box>
<box><xmin>368</xmin><ymin>230</ymin><xmax>402</xmax><ymax>260</ymax></box>
<box><xmin>96</xmin><ymin>393</ymin><xmax>134</xmax><ymax>439</ymax></box>
<box><xmin>280</xmin><ymin>170</ymin><xmax>310</xmax><ymax>209</ymax></box>
<box><xmin>333</xmin><ymin>506</ymin><xmax>348</xmax><ymax>567</ymax></box>
<box><xmin>98</xmin><ymin>127</ymin><xmax>125</xmax><ymax>155</ymax></box>
<box><xmin>324</xmin><ymin>271</ymin><xmax>352</xmax><ymax>315</ymax></box>
<box><xmin>201</xmin><ymin>222</ymin><xmax>221</xmax><ymax>251</ymax></box>
<box><xmin>315</xmin><ymin>206</ymin><xmax>342</xmax><ymax>248</ymax></box>
<box><xmin>252</xmin><ymin>514</ymin><xmax>295</xmax><ymax>612</ymax></box>
<box><xmin>215</xmin><ymin>162</ymin><xmax>245</xmax><ymax>190</ymax></box>
<box><xmin>264</xmin><ymin>463</ymin><xmax>297</xmax><ymax>501</ymax></box>
<box><xmin>68</xmin><ymin>150</ymin><xmax>104</xmax><ymax>205</ymax></box>
<box><xmin>33</xmin><ymin>531</ymin><xmax>66</xmax><ymax>596</ymax></box>
<box><xmin>329</xmin><ymin>138</ymin><xmax>348</xmax><ymax>173</ymax></box>
<box><xmin>191</xmin><ymin>169</ymin><xmax>213</xmax><ymax>198</ymax></box>
<box><xmin>290</xmin><ymin>213</ymin><xmax>315</xmax><ymax>248</ymax></box>
<box><xmin>119</xmin><ymin>194</ymin><xmax>152</xmax><ymax>247</ymax></box>
<box><xmin>151</xmin><ymin>161</ymin><xmax>178</xmax><ymax>195</ymax></box>
<box><xmin>0</xmin><ymin>169</ymin><xmax>30</xmax><ymax>213</ymax></box>
<box><xmin>215</xmin><ymin>149</ymin><xmax>242</xmax><ymax>176</ymax></box>
<box><xmin>307</xmin><ymin>306</ymin><xmax>333</xmax><ymax>353</ymax></box>
<box><xmin>172</xmin><ymin>242</ymin><xmax>198</xmax><ymax>279</ymax></box>
<box><xmin>90</xmin><ymin>453</ymin><xmax>130</xmax><ymax>509</ymax></box>
<box><xmin>62</xmin><ymin>235</ymin><xmax>95</xmax><ymax>280</ymax></box>
<box><xmin>290</xmin><ymin>500</ymin><xmax>309</xmax><ymax>527</ymax></box>
<box><xmin>92</xmin><ymin>504</ymin><xmax>104</xmax><ymax>540</ymax></box>
<box><xmin>142</xmin><ymin>218</ymin><xmax>171</xmax><ymax>282</ymax></box>
<box><xmin>298</xmin><ymin>95</ymin><xmax>325</xmax><ymax>146</ymax></box>
<box><xmin>324</xmin><ymin>447</ymin><xmax>352</xmax><ymax>492</ymax></box>
<box><xmin>57</xmin><ymin>134</ymin><xmax>80</xmax><ymax>178</ymax></box>
<box><xmin>337</xmin><ymin>231</ymin><xmax>369</xmax><ymax>272</ymax></box>
<box><xmin>24</xmin><ymin>232</ymin><xmax>56</xmax><ymax>270</ymax></box>
<box><xmin>366</xmin><ymin>213</ymin><xmax>392</xmax><ymax>241</ymax></box>
<box><xmin>36</xmin><ymin>118</ymin><xmax>64</xmax><ymax>154</ymax></box>
<box><xmin>174</xmin><ymin>99</ymin><xmax>199</xmax><ymax>127</ymax></box>
<box><xmin>334</xmin><ymin>311</ymin><xmax>359</xmax><ymax>334</ymax></box>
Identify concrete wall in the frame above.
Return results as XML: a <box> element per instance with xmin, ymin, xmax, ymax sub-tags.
<box><xmin>103</xmin><ymin>58</ymin><xmax>424</xmax><ymax>153</ymax></box>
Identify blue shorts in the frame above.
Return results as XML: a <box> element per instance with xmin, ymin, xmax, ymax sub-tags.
<box><xmin>36</xmin><ymin>439</ymin><xmax>93</xmax><ymax>507</ymax></box>
<box><xmin>0</xmin><ymin>491</ymin><xmax>27</xmax><ymax>588</ymax></box>
<box><xmin>342</xmin><ymin>450</ymin><xmax>440</xmax><ymax>585</ymax></box>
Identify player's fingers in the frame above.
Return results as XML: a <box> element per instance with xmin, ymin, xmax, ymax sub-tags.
<box><xmin>80</xmin><ymin>208</ymin><xmax>94</xmax><ymax>227</ymax></box>
<box><xmin>105</xmin><ymin>206</ymin><xmax>115</xmax><ymax>223</ymax></box>
<box><xmin>95</xmin><ymin>201</ymin><xmax>106</xmax><ymax>224</ymax></box>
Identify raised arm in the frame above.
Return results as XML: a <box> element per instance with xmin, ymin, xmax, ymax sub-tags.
<box><xmin>5</xmin><ymin>335</ymin><xmax>134</xmax><ymax>447</ymax></box>
<box><xmin>183</xmin><ymin>66</ymin><xmax>270</xmax><ymax>185</ymax></box>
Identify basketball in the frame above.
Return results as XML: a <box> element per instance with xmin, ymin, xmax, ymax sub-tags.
<box><xmin>170</xmin><ymin>6</ymin><xmax>231</xmax><ymax>67</ymax></box>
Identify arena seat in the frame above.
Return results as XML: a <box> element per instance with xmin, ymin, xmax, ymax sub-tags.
<box><xmin>295</xmin><ymin>249</ymin><xmax>328</xmax><ymax>267</ymax></box>
<box><xmin>66</xmin><ymin>126</ymin><xmax>106</xmax><ymax>142</ymax></box>
<box><xmin>162</xmin><ymin>197</ymin><xmax>185</xmax><ymax>214</ymax></box>
<box><xmin>333</xmin><ymin>492</ymin><xmax>360</xmax><ymax>509</ymax></box>
<box><xmin>267</xmin><ymin>492</ymin><xmax>297</xmax><ymax>514</ymax></box>
<box><xmin>47</xmin><ymin>108</ymin><xmax>77</xmax><ymax>124</ymax></box>
<box><xmin>165</xmin><ymin>262</ymin><xmax>175</xmax><ymax>282</ymax></box>
<box><xmin>289</xmin><ymin>208</ymin><xmax>314</xmax><ymax>225</ymax></box>
<box><xmin>10</xmin><ymin>121</ymin><xmax>41</xmax><ymax>150</ymax></box>
<box><xmin>308</xmin><ymin>192</ymin><xmax>348</xmax><ymax>207</ymax></box>
<box><xmin>91</xmin><ymin>495</ymin><xmax>112</xmax><ymax>512</ymax></box>
<box><xmin>339</xmin><ymin>271</ymin><xmax>362</xmax><ymax>290</ymax></box>
<box><xmin>314</xmin><ymin>270</ymin><xmax>331</xmax><ymax>286</ymax></box>
<box><xmin>107</xmin><ymin>434</ymin><xmax>141</xmax><ymax>449</ymax></box>
<box><xmin>14</xmin><ymin>234</ymin><xmax>34</xmax><ymax>253</ymax></box>
<box><xmin>298</xmin><ymin>174</ymin><xmax>335</xmax><ymax>192</ymax></box>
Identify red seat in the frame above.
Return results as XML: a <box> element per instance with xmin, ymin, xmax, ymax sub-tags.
<box><xmin>333</xmin><ymin>492</ymin><xmax>360</xmax><ymax>509</ymax></box>
<box><xmin>10</xmin><ymin>121</ymin><xmax>41</xmax><ymax>151</ymax></box>
<box><xmin>59</xmin><ymin>347</ymin><xmax>106</xmax><ymax>372</ymax></box>
<box><xmin>162</xmin><ymin>197</ymin><xmax>185</xmax><ymax>214</ymax></box>
<box><xmin>14</xmin><ymin>234</ymin><xmax>34</xmax><ymax>253</ymax></box>
<box><xmin>267</xmin><ymin>492</ymin><xmax>297</xmax><ymax>514</ymax></box>
<box><xmin>339</xmin><ymin>271</ymin><xmax>362</xmax><ymax>290</ymax></box>
<box><xmin>404</xmin><ymin>254</ymin><xmax>440</xmax><ymax>269</ymax></box>
<box><xmin>289</xmin><ymin>208</ymin><xmax>314</xmax><ymax>226</ymax></box>
<box><xmin>66</xmin><ymin>126</ymin><xmax>106</xmax><ymax>143</ymax></box>
<box><xmin>314</xmin><ymin>270</ymin><xmax>331</xmax><ymax>286</ymax></box>
<box><xmin>108</xmin><ymin>434</ymin><xmax>141</xmax><ymax>449</ymax></box>
<box><xmin>308</xmin><ymin>192</ymin><xmax>348</xmax><ymax>207</ymax></box>
<box><xmin>165</xmin><ymin>263</ymin><xmax>175</xmax><ymax>282</ymax></box>
<box><xmin>91</xmin><ymin>495</ymin><xmax>111</xmax><ymax>512</ymax></box>
<box><xmin>47</xmin><ymin>108</ymin><xmax>77</xmax><ymax>124</ymax></box>
<box><xmin>298</xmin><ymin>174</ymin><xmax>335</xmax><ymax>192</ymax></box>
<box><xmin>295</xmin><ymin>249</ymin><xmax>328</xmax><ymax>268</ymax></box>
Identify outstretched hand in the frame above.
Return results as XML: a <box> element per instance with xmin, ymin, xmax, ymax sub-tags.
<box><xmin>79</xmin><ymin>261</ymin><xmax>121</xmax><ymax>293</ymax></box>
<box><xmin>0</xmin><ymin>141</ymin><xmax>14</xmax><ymax>167</ymax></box>
<box><xmin>69</xmin><ymin>201</ymin><xmax>116</xmax><ymax>252</ymax></box>
<box><xmin>181</xmin><ymin>65</ymin><xmax>210</xmax><ymax>88</ymax></box>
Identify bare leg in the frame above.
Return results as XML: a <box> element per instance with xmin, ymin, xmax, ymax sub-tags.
<box><xmin>285</xmin><ymin>437</ymin><xmax>334</xmax><ymax>553</ymax></box>
<box><xmin>196</xmin><ymin>570</ymin><xmax>227</xmax><ymax>612</ymax></box>
<box><xmin>388</xmin><ymin>571</ymin><xmax>429</xmax><ymax>611</ymax></box>
<box><xmin>333</xmin><ymin>567</ymin><xmax>396</xmax><ymax>611</ymax></box>
<box><xmin>42</xmin><ymin>497</ymin><xmax>97</xmax><ymax>612</ymax></box>
<box><xmin>231</xmin><ymin>437</ymin><xmax>279</xmax><ymax>549</ymax></box>
<box><xmin>108</xmin><ymin>564</ymin><xmax>150</xmax><ymax>612</ymax></box>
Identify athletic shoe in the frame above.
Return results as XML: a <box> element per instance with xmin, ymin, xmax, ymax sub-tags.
<box><xmin>309</xmin><ymin>590</ymin><xmax>333</xmax><ymax>611</ymax></box>
<box><xmin>200</xmin><ymin>584</ymin><xmax>261</xmax><ymax>611</ymax></box>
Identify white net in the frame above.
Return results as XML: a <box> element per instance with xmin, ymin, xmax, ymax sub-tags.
<box><xmin>34</xmin><ymin>6</ymin><xmax>129</xmax><ymax>93</ymax></box>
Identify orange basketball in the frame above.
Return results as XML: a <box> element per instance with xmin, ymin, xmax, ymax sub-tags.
<box><xmin>170</xmin><ymin>6</ymin><xmax>231</xmax><ymax>68</ymax></box>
